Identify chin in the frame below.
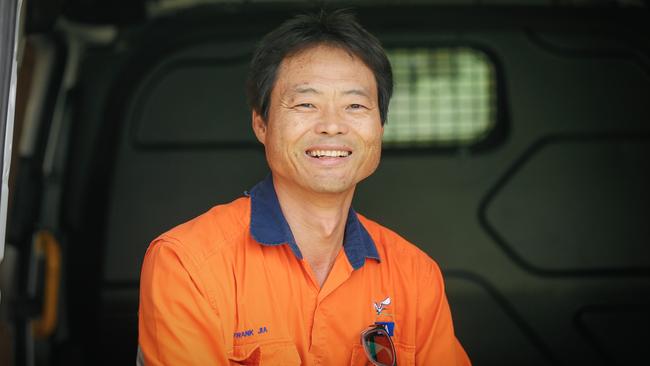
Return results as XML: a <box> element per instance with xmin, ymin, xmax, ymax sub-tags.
<box><xmin>305</xmin><ymin>179</ymin><xmax>353</xmax><ymax>194</ymax></box>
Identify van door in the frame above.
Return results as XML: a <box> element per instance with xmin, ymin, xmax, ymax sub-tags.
<box><xmin>0</xmin><ymin>0</ymin><xmax>21</xmax><ymax>364</ymax></box>
<box><xmin>0</xmin><ymin>0</ymin><xmax>21</xmax><ymax>263</ymax></box>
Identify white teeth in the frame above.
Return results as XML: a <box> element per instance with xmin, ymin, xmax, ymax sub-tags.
<box><xmin>307</xmin><ymin>150</ymin><xmax>351</xmax><ymax>158</ymax></box>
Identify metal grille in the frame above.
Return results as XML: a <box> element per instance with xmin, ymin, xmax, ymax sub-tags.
<box><xmin>384</xmin><ymin>47</ymin><xmax>497</xmax><ymax>147</ymax></box>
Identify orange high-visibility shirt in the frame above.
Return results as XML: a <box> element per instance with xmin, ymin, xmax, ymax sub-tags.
<box><xmin>138</xmin><ymin>175</ymin><xmax>470</xmax><ymax>365</ymax></box>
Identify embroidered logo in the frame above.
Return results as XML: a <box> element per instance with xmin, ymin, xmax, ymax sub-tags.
<box><xmin>373</xmin><ymin>297</ymin><xmax>391</xmax><ymax>315</ymax></box>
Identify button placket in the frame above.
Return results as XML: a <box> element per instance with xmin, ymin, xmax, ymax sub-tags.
<box><xmin>309</xmin><ymin>303</ymin><xmax>329</xmax><ymax>363</ymax></box>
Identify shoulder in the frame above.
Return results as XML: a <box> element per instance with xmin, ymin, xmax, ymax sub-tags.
<box><xmin>358</xmin><ymin>213</ymin><xmax>444</xmax><ymax>280</ymax></box>
<box><xmin>145</xmin><ymin>197</ymin><xmax>251</xmax><ymax>267</ymax></box>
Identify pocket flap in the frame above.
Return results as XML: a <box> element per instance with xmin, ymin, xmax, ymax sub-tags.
<box><xmin>350</xmin><ymin>342</ymin><xmax>416</xmax><ymax>365</ymax></box>
<box><xmin>229</xmin><ymin>341</ymin><xmax>301</xmax><ymax>365</ymax></box>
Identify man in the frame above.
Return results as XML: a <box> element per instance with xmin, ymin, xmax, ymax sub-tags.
<box><xmin>138</xmin><ymin>9</ymin><xmax>470</xmax><ymax>365</ymax></box>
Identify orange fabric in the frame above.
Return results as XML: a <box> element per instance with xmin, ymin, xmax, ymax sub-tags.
<box><xmin>139</xmin><ymin>197</ymin><xmax>470</xmax><ymax>365</ymax></box>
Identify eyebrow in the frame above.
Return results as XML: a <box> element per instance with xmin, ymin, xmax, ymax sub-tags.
<box><xmin>291</xmin><ymin>86</ymin><xmax>370</xmax><ymax>98</ymax></box>
<box><xmin>342</xmin><ymin>89</ymin><xmax>370</xmax><ymax>98</ymax></box>
<box><xmin>292</xmin><ymin>86</ymin><xmax>322</xmax><ymax>95</ymax></box>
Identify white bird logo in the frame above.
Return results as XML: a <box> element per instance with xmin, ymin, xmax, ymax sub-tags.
<box><xmin>374</xmin><ymin>297</ymin><xmax>391</xmax><ymax>315</ymax></box>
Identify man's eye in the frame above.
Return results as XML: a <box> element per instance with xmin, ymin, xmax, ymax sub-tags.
<box><xmin>296</xmin><ymin>103</ymin><xmax>315</xmax><ymax>108</ymax></box>
<box><xmin>348</xmin><ymin>104</ymin><xmax>366</xmax><ymax>110</ymax></box>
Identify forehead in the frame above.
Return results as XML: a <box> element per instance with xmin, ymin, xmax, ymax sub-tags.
<box><xmin>273</xmin><ymin>44</ymin><xmax>377</xmax><ymax>96</ymax></box>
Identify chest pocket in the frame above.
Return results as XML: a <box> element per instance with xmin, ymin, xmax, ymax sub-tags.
<box><xmin>350</xmin><ymin>342</ymin><xmax>416</xmax><ymax>366</ymax></box>
<box><xmin>228</xmin><ymin>341</ymin><xmax>301</xmax><ymax>366</ymax></box>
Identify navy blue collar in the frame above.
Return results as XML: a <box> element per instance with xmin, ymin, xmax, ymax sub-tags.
<box><xmin>248</xmin><ymin>175</ymin><xmax>380</xmax><ymax>270</ymax></box>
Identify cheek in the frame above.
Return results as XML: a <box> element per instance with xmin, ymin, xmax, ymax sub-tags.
<box><xmin>263</xmin><ymin>129</ymin><xmax>283</xmax><ymax>161</ymax></box>
<box><xmin>364</xmin><ymin>128</ymin><xmax>384</xmax><ymax>152</ymax></box>
<box><xmin>370</xmin><ymin>132</ymin><xmax>384</xmax><ymax>161</ymax></box>
<box><xmin>265</xmin><ymin>125</ymin><xmax>301</xmax><ymax>162</ymax></box>
<box><xmin>359</xmin><ymin>132</ymin><xmax>383</xmax><ymax>168</ymax></box>
<box><xmin>368</xmin><ymin>143</ymin><xmax>382</xmax><ymax>166</ymax></box>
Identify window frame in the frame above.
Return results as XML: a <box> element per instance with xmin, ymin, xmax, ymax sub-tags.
<box><xmin>380</xmin><ymin>42</ymin><xmax>508</xmax><ymax>155</ymax></box>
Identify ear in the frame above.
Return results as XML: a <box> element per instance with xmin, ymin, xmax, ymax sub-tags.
<box><xmin>251</xmin><ymin>110</ymin><xmax>267</xmax><ymax>144</ymax></box>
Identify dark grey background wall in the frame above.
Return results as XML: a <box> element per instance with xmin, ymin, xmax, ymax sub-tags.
<box><xmin>18</xmin><ymin>4</ymin><xmax>648</xmax><ymax>366</ymax></box>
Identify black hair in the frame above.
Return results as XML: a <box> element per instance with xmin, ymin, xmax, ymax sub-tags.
<box><xmin>246</xmin><ymin>9</ymin><xmax>393</xmax><ymax>125</ymax></box>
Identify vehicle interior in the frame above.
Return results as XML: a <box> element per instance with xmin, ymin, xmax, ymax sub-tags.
<box><xmin>1</xmin><ymin>0</ymin><xmax>649</xmax><ymax>365</ymax></box>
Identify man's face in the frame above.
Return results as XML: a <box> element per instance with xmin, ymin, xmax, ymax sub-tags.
<box><xmin>252</xmin><ymin>44</ymin><xmax>384</xmax><ymax>195</ymax></box>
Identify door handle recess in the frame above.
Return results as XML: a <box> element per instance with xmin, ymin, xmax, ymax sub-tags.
<box><xmin>31</xmin><ymin>230</ymin><xmax>61</xmax><ymax>339</ymax></box>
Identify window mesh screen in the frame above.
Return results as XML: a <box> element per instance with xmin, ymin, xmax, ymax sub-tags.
<box><xmin>384</xmin><ymin>47</ymin><xmax>497</xmax><ymax>147</ymax></box>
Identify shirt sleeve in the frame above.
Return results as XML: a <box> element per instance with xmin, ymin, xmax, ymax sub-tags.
<box><xmin>415</xmin><ymin>260</ymin><xmax>471</xmax><ymax>366</ymax></box>
<box><xmin>138</xmin><ymin>239</ymin><xmax>230</xmax><ymax>365</ymax></box>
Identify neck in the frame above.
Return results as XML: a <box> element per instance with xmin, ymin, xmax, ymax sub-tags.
<box><xmin>272</xmin><ymin>175</ymin><xmax>355</xmax><ymax>286</ymax></box>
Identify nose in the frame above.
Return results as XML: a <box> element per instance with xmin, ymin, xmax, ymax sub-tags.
<box><xmin>314</xmin><ymin>107</ymin><xmax>349</xmax><ymax>135</ymax></box>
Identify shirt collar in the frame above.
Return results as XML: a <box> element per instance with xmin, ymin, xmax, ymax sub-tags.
<box><xmin>248</xmin><ymin>174</ymin><xmax>380</xmax><ymax>270</ymax></box>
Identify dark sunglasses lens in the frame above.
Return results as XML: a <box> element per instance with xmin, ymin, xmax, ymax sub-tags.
<box><xmin>363</xmin><ymin>329</ymin><xmax>395</xmax><ymax>365</ymax></box>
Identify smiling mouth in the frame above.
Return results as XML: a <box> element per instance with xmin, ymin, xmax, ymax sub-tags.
<box><xmin>306</xmin><ymin>149</ymin><xmax>352</xmax><ymax>158</ymax></box>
